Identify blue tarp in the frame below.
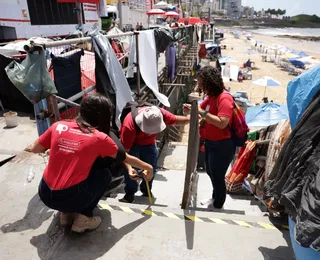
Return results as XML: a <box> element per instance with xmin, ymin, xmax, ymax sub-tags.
<box><xmin>287</xmin><ymin>64</ymin><xmax>320</xmax><ymax>128</ymax></box>
<box><xmin>245</xmin><ymin>103</ymin><xmax>289</xmax><ymax>128</ymax></box>
<box><xmin>288</xmin><ymin>58</ymin><xmax>306</xmax><ymax>68</ymax></box>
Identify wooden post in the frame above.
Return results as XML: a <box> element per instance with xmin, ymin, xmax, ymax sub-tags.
<box><xmin>181</xmin><ymin>100</ymin><xmax>199</xmax><ymax>209</ymax></box>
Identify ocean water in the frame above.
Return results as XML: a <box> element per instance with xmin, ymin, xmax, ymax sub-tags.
<box><xmin>251</xmin><ymin>27</ymin><xmax>320</xmax><ymax>37</ymax></box>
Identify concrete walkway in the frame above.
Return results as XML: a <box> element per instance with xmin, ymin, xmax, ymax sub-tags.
<box><xmin>0</xmin><ymin>115</ymin><xmax>295</xmax><ymax>260</ymax></box>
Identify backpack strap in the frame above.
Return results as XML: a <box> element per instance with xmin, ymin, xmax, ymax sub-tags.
<box><xmin>109</xmin><ymin>131</ymin><xmax>126</xmax><ymax>162</ymax></box>
<box><xmin>131</xmin><ymin>106</ymin><xmax>141</xmax><ymax>134</ymax></box>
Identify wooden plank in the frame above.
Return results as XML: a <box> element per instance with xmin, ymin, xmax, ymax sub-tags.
<box><xmin>181</xmin><ymin>100</ymin><xmax>199</xmax><ymax>209</ymax></box>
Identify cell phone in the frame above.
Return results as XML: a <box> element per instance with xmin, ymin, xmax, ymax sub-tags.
<box><xmin>136</xmin><ymin>170</ymin><xmax>144</xmax><ymax>179</ymax></box>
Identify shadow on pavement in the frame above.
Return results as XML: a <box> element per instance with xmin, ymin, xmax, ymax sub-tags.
<box><xmin>1</xmin><ymin>194</ymin><xmax>53</xmax><ymax>233</ymax></box>
<box><xmin>30</xmin><ymin>209</ymin><xmax>151</xmax><ymax>260</ymax></box>
<box><xmin>258</xmin><ymin>230</ymin><xmax>295</xmax><ymax>260</ymax></box>
<box><xmin>183</xmin><ymin>209</ymin><xmax>195</xmax><ymax>251</ymax></box>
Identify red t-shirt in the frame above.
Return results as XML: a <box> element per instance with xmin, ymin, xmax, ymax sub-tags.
<box><xmin>120</xmin><ymin>107</ymin><xmax>177</xmax><ymax>150</ymax></box>
<box><xmin>200</xmin><ymin>90</ymin><xmax>234</xmax><ymax>141</ymax></box>
<box><xmin>38</xmin><ymin>121</ymin><xmax>118</xmax><ymax>190</ymax></box>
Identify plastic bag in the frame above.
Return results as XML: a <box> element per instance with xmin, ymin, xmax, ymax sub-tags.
<box><xmin>5</xmin><ymin>47</ymin><xmax>57</xmax><ymax>104</ymax></box>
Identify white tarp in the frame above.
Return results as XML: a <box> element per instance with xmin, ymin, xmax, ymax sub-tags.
<box><xmin>138</xmin><ymin>30</ymin><xmax>170</xmax><ymax>107</ymax></box>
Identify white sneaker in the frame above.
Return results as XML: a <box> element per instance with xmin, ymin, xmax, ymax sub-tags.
<box><xmin>71</xmin><ymin>214</ymin><xmax>101</xmax><ymax>233</ymax></box>
<box><xmin>200</xmin><ymin>198</ymin><xmax>214</xmax><ymax>206</ymax></box>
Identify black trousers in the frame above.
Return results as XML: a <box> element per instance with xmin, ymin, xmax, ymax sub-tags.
<box><xmin>38</xmin><ymin>158</ymin><xmax>112</xmax><ymax>217</ymax></box>
<box><xmin>205</xmin><ymin>138</ymin><xmax>236</xmax><ymax>208</ymax></box>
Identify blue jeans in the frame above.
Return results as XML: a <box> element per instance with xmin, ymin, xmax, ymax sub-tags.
<box><xmin>289</xmin><ymin>217</ymin><xmax>320</xmax><ymax>260</ymax></box>
<box><xmin>205</xmin><ymin>138</ymin><xmax>236</xmax><ymax>207</ymax></box>
<box><xmin>124</xmin><ymin>144</ymin><xmax>158</xmax><ymax>194</ymax></box>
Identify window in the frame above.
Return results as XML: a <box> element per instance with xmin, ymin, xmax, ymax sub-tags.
<box><xmin>27</xmin><ymin>0</ymin><xmax>78</xmax><ymax>25</ymax></box>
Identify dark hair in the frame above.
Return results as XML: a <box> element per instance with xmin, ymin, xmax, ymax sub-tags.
<box><xmin>197</xmin><ymin>66</ymin><xmax>225</xmax><ymax>97</ymax></box>
<box><xmin>76</xmin><ymin>93</ymin><xmax>113</xmax><ymax>134</ymax></box>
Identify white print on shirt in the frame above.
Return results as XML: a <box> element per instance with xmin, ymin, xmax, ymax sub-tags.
<box><xmin>69</xmin><ymin>128</ymin><xmax>93</xmax><ymax>137</ymax></box>
<box><xmin>56</xmin><ymin>123</ymin><xmax>68</xmax><ymax>134</ymax></box>
<box><xmin>58</xmin><ymin>138</ymin><xmax>80</xmax><ymax>153</ymax></box>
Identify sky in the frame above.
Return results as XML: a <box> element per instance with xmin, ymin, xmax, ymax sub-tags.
<box><xmin>242</xmin><ymin>0</ymin><xmax>320</xmax><ymax>16</ymax></box>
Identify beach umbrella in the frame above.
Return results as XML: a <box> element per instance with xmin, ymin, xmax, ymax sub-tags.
<box><xmin>219</xmin><ymin>56</ymin><xmax>237</xmax><ymax>63</ymax></box>
<box><xmin>252</xmin><ymin>76</ymin><xmax>281</xmax><ymax>97</ymax></box>
<box><xmin>164</xmin><ymin>11</ymin><xmax>179</xmax><ymax>17</ymax></box>
<box><xmin>155</xmin><ymin>1</ymin><xmax>169</xmax><ymax>8</ymax></box>
<box><xmin>147</xmin><ymin>9</ymin><xmax>166</xmax><ymax>15</ymax></box>
<box><xmin>283</xmin><ymin>52</ymin><xmax>299</xmax><ymax>59</ymax></box>
<box><xmin>297</xmin><ymin>51</ymin><xmax>309</xmax><ymax>58</ymax></box>
<box><xmin>245</xmin><ymin>103</ymin><xmax>289</xmax><ymax>128</ymax></box>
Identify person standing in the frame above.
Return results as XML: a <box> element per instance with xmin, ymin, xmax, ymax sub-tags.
<box><xmin>184</xmin><ymin>66</ymin><xmax>236</xmax><ymax>209</ymax></box>
<box><xmin>119</xmin><ymin>106</ymin><xmax>190</xmax><ymax>203</ymax></box>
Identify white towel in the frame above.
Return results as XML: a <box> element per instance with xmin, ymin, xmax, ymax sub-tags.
<box><xmin>138</xmin><ymin>30</ymin><xmax>170</xmax><ymax>107</ymax></box>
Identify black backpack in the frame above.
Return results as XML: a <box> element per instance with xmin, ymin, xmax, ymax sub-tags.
<box><xmin>119</xmin><ymin>100</ymin><xmax>155</xmax><ymax>134</ymax></box>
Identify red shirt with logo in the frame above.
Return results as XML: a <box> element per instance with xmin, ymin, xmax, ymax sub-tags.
<box><xmin>200</xmin><ymin>90</ymin><xmax>234</xmax><ymax>141</ymax></box>
<box><xmin>120</xmin><ymin>107</ymin><xmax>177</xmax><ymax>150</ymax></box>
<box><xmin>38</xmin><ymin>121</ymin><xmax>118</xmax><ymax>190</ymax></box>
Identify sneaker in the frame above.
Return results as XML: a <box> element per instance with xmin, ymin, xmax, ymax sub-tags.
<box><xmin>200</xmin><ymin>198</ymin><xmax>214</xmax><ymax>206</ymax></box>
<box><xmin>71</xmin><ymin>214</ymin><xmax>101</xmax><ymax>233</ymax></box>
<box><xmin>60</xmin><ymin>212</ymin><xmax>76</xmax><ymax>227</ymax></box>
<box><xmin>119</xmin><ymin>193</ymin><xmax>135</xmax><ymax>203</ymax></box>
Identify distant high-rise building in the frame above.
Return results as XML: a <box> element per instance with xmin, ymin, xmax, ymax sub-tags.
<box><xmin>226</xmin><ymin>0</ymin><xmax>242</xmax><ymax>18</ymax></box>
<box><xmin>219</xmin><ymin>0</ymin><xmax>226</xmax><ymax>10</ymax></box>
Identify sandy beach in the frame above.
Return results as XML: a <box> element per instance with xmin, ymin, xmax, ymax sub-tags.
<box><xmin>219</xmin><ymin>30</ymin><xmax>320</xmax><ymax>104</ymax></box>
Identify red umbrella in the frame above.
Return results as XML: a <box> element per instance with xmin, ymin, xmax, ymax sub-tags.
<box><xmin>164</xmin><ymin>11</ymin><xmax>179</xmax><ymax>17</ymax></box>
<box><xmin>147</xmin><ymin>9</ymin><xmax>166</xmax><ymax>15</ymax></box>
<box><xmin>57</xmin><ymin>0</ymin><xmax>99</xmax><ymax>3</ymax></box>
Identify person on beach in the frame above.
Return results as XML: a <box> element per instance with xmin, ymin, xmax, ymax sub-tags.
<box><xmin>119</xmin><ymin>106</ymin><xmax>190</xmax><ymax>203</ymax></box>
<box><xmin>184</xmin><ymin>66</ymin><xmax>236</xmax><ymax>209</ymax></box>
<box><xmin>27</xmin><ymin>93</ymin><xmax>153</xmax><ymax>233</ymax></box>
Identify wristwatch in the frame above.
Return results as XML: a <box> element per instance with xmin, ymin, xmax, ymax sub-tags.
<box><xmin>201</xmin><ymin>110</ymin><xmax>208</xmax><ymax>117</ymax></box>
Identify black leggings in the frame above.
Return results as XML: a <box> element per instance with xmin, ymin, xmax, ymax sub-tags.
<box><xmin>38</xmin><ymin>158</ymin><xmax>112</xmax><ymax>217</ymax></box>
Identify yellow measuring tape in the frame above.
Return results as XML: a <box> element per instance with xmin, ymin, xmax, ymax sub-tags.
<box><xmin>143</xmin><ymin>170</ymin><xmax>153</xmax><ymax>205</ymax></box>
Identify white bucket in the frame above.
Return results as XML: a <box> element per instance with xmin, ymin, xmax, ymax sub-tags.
<box><xmin>4</xmin><ymin>111</ymin><xmax>18</xmax><ymax>128</ymax></box>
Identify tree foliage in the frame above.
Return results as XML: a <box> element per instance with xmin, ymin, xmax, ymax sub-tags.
<box><xmin>265</xmin><ymin>8</ymin><xmax>286</xmax><ymax>16</ymax></box>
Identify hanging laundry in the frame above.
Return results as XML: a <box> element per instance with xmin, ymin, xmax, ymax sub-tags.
<box><xmin>138</xmin><ymin>30</ymin><xmax>170</xmax><ymax>107</ymax></box>
<box><xmin>153</xmin><ymin>28</ymin><xmax>174</xmax><ymax>53</ymax></box>
<box><xmin>166</xmin><ymin>46</ymin><xmax>176</xmax><ymax>80</ymax></box>
<box><xmin>90</xmin><ymin>26</ymin><xmax>133</xmax><ymax>125</ymax></box>
<box><xmin>50</xmin><ymin>49</ymin><xmax>84</xmax><ymax>99</ymax></box>
<box><xmin>126</xmin><ymin>36</ymin><xmax>136</xmax><ymax>79</ymax></box>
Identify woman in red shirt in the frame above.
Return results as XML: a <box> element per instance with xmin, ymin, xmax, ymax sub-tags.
<box><xmin>185</xmin><ymin>66</ymin><xmax>236</xmax><ymax>208</ymax></box>
<box><xmin>28</xmin><ymin>93</ymin><xmax>153</xmax><ymax>233</ymax></box>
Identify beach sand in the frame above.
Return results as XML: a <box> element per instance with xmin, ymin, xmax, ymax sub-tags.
<box><xmin>219</xmin><ymin>30</ymin><xmax>320</xmax><ymax>104</ymax></box>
